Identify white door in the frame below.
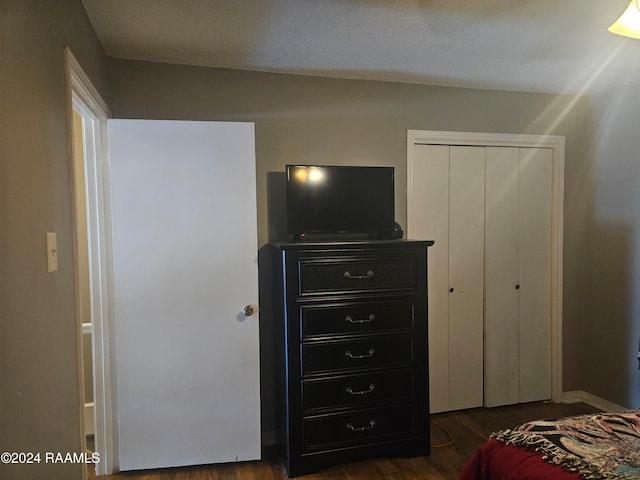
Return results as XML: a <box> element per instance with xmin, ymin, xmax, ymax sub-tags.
<box><xmin>109</xmin><ymin>120</ymin><xmax>261</xmax><ymax>471</ymax></box>
<box><xmin>484</xmin><ymin>147</ymin><xmax>521</xmax><ymax>407</ymax></box>
<box><xmin>408</xmin><ymin>130</ymin><xmax>564</xmax><ymax>411</ymax></box>
<box><xmin>408</xmin><ymin>144</ymin><xmax>484</xmax><ymax>413</ymax></box>
<box><xmin>410</xmin><ymin>144</ymin><xmax>449</xmax><ymax>413</ymax></box>
<box><xmin>447</xmin><ymin>146</ymin><xmax>485</xmax><ymax>411</ymax></box>
<box><xmin>484</xmin><ymin>146</ymin><xmax>552</xmax><ymax>407</ymax></box>
<box><xmin>518</xmin><ymin>147</ymin><xmax>552</xmax><ymax>403</ymax></box>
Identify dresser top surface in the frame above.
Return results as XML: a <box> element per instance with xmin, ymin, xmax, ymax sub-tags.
<box><xmin>270</xmin><ymin>239</ymin><xmax>434</xmax><ymax>251</ymax></box>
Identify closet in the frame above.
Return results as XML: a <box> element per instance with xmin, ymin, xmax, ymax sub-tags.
<box><xmin>407</xmin><ymin>130</ymin><xmax>563</xmax><ymax>413</ymax></box>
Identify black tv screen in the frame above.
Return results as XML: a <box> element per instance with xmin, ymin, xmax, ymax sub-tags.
<box><xmin>286</xmin><ymin>165</ymin><xmax>395</xmax><ymax>235</ymax></box>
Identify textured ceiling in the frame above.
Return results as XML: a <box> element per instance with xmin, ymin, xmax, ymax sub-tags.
<box><xmin>82</xmin><ymin>0</ymin><xmax>640</xmax><ymax>95</ymax></box>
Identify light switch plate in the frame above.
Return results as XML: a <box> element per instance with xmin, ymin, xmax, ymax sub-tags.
<box><xmin>46</xmin><ymin>232</ymin><xmax>57</xmax><ymax>272</ymax></box>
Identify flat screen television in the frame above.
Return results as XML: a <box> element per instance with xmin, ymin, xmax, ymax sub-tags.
<box><xmin>286</xmin><ymin>164</ymin><xmax>395</xmax><ymax>237</ymax></box>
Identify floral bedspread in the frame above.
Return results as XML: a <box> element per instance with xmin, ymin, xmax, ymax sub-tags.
<box><xmin>491</xmin><ymin>410</ymin><xmax>640</xmax><ymax>479</ymax></box>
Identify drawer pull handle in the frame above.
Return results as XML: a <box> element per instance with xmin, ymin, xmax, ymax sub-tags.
<box><xmin>346</xmin><ymin>420</ymin><xmax>376</xmax><ymax>432</ymax></box>
<box><xmin>344</xmin><ymin>270</ymin><xmax>374</xmax><ymax>280</ymax></box>
<box><xmin>345</xmin><ymin>348</ymin><xmax>375</xmax><ymax>359</ymax></box>
<box><xmin>346</xmin><ymin>384</ymin><xmax>376</xmax><ymax>395</ymax></box>
<box><xmin>345</xmin><ymin>313</ymin><xmax>376</xmax><ymax>324</ymax></box>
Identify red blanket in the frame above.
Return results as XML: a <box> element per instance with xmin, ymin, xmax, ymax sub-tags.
<box><xmin>458</xmin><ymin>439</ymin><xmax>581</xmax><ymax>480</ymax></box>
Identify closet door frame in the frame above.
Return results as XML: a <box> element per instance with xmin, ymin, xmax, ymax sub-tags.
<box><xmin>407</xmin><ymin>130</ymin><xmax>565</xmax><ymax>404</ymax></box>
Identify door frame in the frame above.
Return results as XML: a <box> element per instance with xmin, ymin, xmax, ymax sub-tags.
<box><xmin>65</xmin><ymin>47</ymin><xmax>117</xmax><ymax>476</ymax></box>
<box><xmin>407</xmin><ymin>129</ymin><xmax>565</xmax><ymax>404</ymax></box>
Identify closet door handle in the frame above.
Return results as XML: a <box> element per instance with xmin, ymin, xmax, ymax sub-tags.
<box><xmin>515</xmin><ymin>284</ymin><xmax>520</xmax><ymax>290</ymax></box>
<box><xmin>449</xmin><ymin>287</ymin><xmax>454</xmax><ymax>293</ymax></box>
<box><xmin>345</xmin><ymin>348</ymin><xmax>375</xmax><ymax>359</ymax></box>
<box><xmin>345</xmin><ymin>314</ymin><xmax>375</xmax><ymax>324</ymax></box>
<box><xmin>344</xmin><ymin>270</ymin><xmax>374</xmax><ymax>280</ymax></box>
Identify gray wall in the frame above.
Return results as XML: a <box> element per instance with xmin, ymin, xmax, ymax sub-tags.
<box><xmin>108</xmin><ymin>59</ymin><xmax>593</xmax><ymax>430</ymax></box>
<box><xmin>0</xmin><ymin>1</ymin><xmax>110</xmax><ymax>479</ymax></box>
<box><xmin>580</xmin><ymin>80</ymin><xmax>640</xmax><ymax>408</ymax></box>
<box><xmin>108</xmin><ymin>60</ymin><xmax>590</xmax><ymax>244</ymax></box>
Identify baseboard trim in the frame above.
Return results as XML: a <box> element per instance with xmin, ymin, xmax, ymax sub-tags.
<box><xmin>84</xmin><ymin>402</ymin><xmax>94</xmax><ymax>436</ymax></box>
<box><xmin>561</xmin><ymin>390</ymin><xmax>627</xmax><ymax>412</ymax></box>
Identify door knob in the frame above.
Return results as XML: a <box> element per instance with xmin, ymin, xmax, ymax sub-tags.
<box><xmin>243</xmin><ymin>305</ymin><xmax>255</xmax><ymax>316</ymax></box>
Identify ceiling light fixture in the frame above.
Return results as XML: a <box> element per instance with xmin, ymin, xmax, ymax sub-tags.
<box><xmin>609</xmin><ymin>0</ymin><xmax>640</xmax><ymax>39</ymax></box>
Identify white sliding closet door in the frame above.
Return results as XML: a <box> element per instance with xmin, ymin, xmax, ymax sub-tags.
<box><xmin>518</xmin><ymin>148</ymin><xmax>553</xmax><ymax>403</ymax></box>
<box><xmin>409</xmin><ymin>144</ymin><xmax>484</xmax><ymax>413</ymax></box>
<box><xmin>410</xmin><ymin>145</ymin><xmax>449</xmax><ymax>413</ymax></box>
<box><xmin>408</xmin><ymin>130</ymin><xmax>563</xmax><ymax>411</ymax></box>
<box><xmin>448</xmin><ymin>147</ymin><xmax>485</xmax><ymax>411</ymax></box>
<box><xmin>484</xmin><ymin>147</ymin><xmax>520</xmax><ymax>407</ymax></box>
<box><xmin>484</xmin><ymin>146</ymin><xmax>552</xmax><ymax>407</ymax></box>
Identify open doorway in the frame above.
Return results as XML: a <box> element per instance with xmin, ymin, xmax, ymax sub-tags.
<box><xmin>71</xmin><ymin>107</ymin><xmax>96</xmax><ymax>458</ymax></box>
<box><xmin>65</xmin><ymin>48</ymin><xmax>116</xmax><ymax>477</ymax></box>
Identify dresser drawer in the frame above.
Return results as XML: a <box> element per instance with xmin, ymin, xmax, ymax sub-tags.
<box><xmin>301</xmin><ymin>301</ymin><xmax>414</xmax><ymax>339</ymax></box>
<box><xmin>302</xmin><ymin>335</ymin><xmax>414</xmax><ymax>375</ymax></box>
<box><xmin>303</xmin><ymin>405</ymin><xmax>417</xmax><ymax>451</ymax></box>
<box><xmin>303</xmin><ymin>370</ymin><xmax>416</xmax><ymax>411</ymax></box>
<box><xmin>298</xmin><ymin>258</ymin><xmax>416</xmax><ymax>296</ymax></box>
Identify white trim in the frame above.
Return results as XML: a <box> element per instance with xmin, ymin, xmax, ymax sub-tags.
<box><xmin>65</xmin><ymin>47</ymin><xmax>116</xmax><ymax>476</ymax></box>
<box><xmin>407</xmin><ymin>129</ymin><xmax>565</xmax><ymax>405</ymax></box>
<box><xmin>84</xmin><ymin>402</ymin><xmax>95</xmax><ymax>436</ymax></box>
<box><xmin>65</xmin><ymin>48</ymin><xmax>110</xmax><ymax>119</ymax></box>
<box><xmin>561</xmin><ymin>390</ymin><xmax>627</xmax><ymax>412</ymax></box>
<box><xmin>407</xmin><ymin>129</ymin><xmax>564</xmax><ymax>149</ymax></box>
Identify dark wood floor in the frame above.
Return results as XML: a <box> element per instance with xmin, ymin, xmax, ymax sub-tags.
<box><xmin>90</xmin><ymin>401</ymin><xmax>600</xmax><ymax>480</ymax></box>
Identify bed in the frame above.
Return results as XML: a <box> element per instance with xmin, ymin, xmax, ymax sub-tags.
<box><xmin>458</xmin><ymin>410</ymin><xmax>640</xmax><ymax>480</ymax></box>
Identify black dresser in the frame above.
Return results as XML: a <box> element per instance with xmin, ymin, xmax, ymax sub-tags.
<box><xmin>268</xmin><ymin>240</ymin><xmax>433</xmax><ymax>477</ymax></box>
